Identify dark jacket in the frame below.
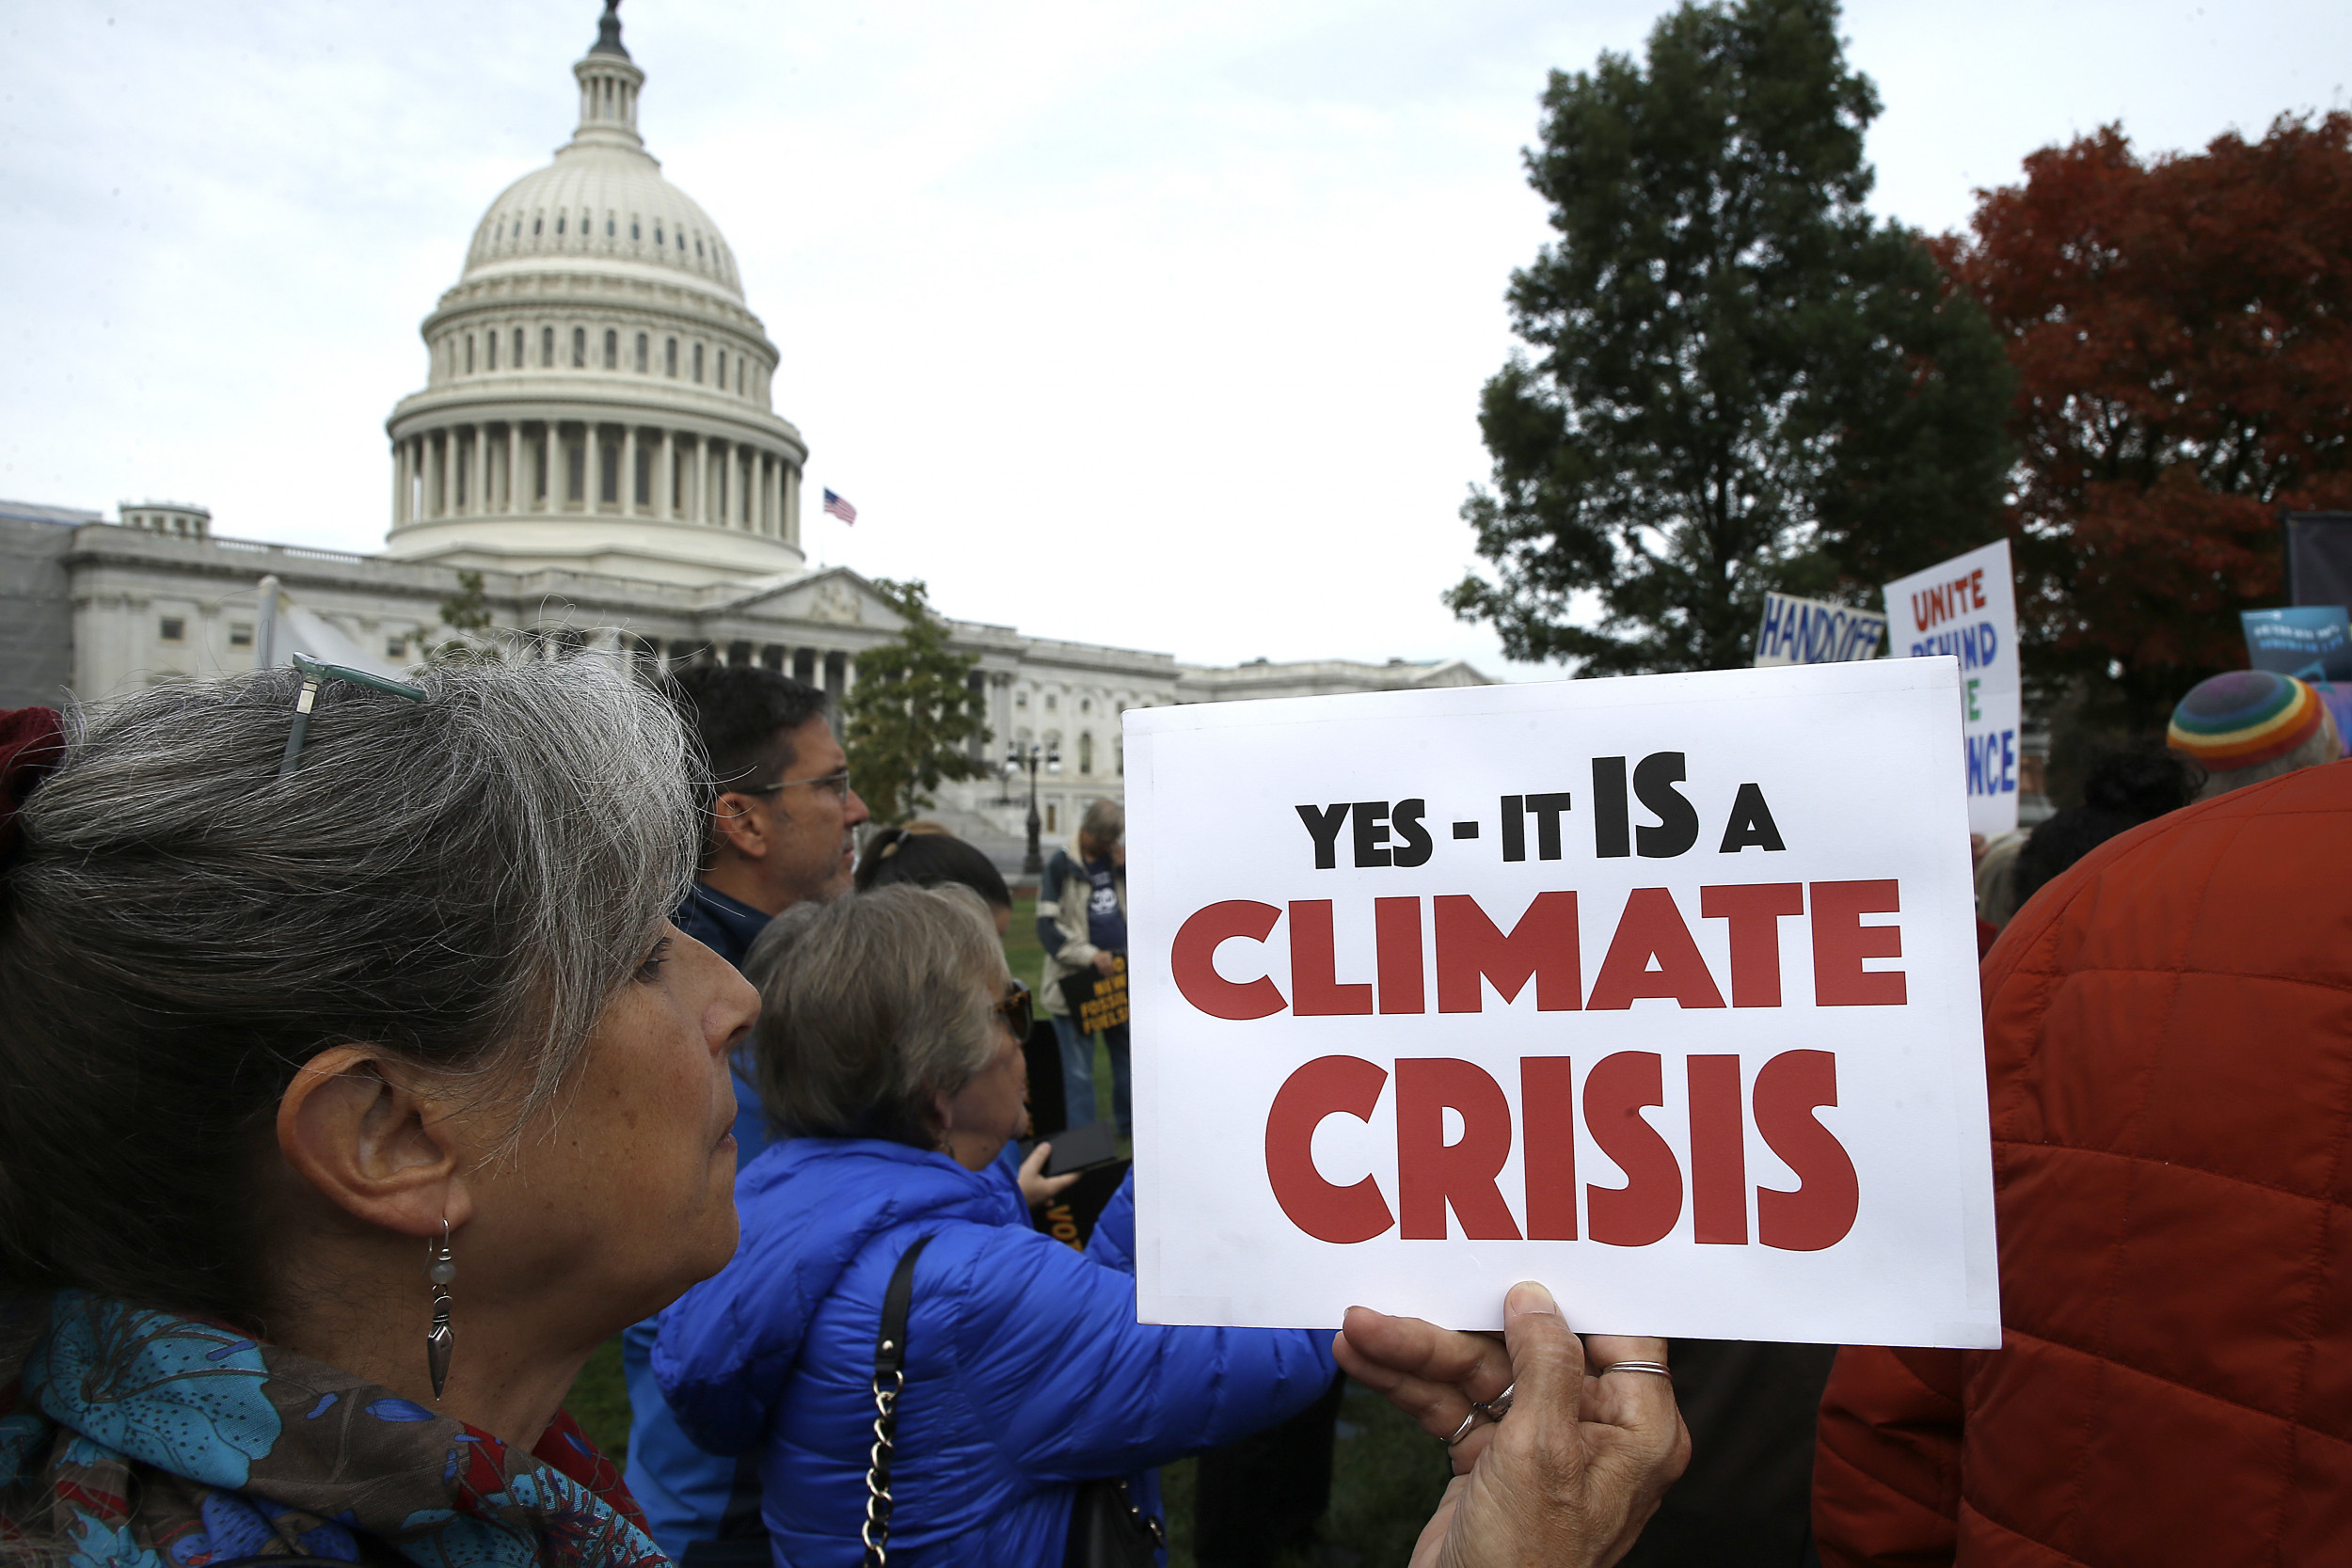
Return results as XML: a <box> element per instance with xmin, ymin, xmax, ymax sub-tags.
<box><xmin>655</xmin><ymin>1139</ymin><xmax>1334</xmax><ymax>1567</ymax></box>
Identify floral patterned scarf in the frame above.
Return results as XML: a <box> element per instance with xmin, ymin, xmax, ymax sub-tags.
<box><xmin>0</xmin><ymin>1292</ymin><xmax>667</xmax><ymax>1568</ymax></box>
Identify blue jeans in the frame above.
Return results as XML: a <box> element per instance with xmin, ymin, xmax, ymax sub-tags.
<box><xmin>1053</xmin><ymin>1010</ymin><xmax>1132</xmax><ymax>1138</ymax></box>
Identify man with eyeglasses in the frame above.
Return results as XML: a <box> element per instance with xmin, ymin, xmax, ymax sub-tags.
<box><xmin>625</xmin><ymin>662</ymin><xmax>869</xmax><ymax>1563</ymax></box>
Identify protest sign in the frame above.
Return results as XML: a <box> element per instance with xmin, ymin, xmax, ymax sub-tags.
<box><xmin>2242</xmin><ymin>606</ymin><xmax>2352</xmax><ymax>682</ymax></box>
<box><xmin>1060</xmin><ymin>954</ymin><xmax>1131</xmax><ymax>1034</ymax></box>
<box><xmin>1883</xmin><ymin>540</ymin><xmax>2020</xmax><ymax>836</ymax></box>
<box><xmin>1123</xmin><ymin>660</ymin><xmax>1999</xmax><ymax>1348</ymax></box>
<box><xmin>2243</xmin><ymin>607</ymin><xmax>2352</xmax><ymax>759</ymax></box>
<box><xmin>1754</xmin><ymin>592</ymin><xmax>1885</xmax><ymax>667</ymax></box>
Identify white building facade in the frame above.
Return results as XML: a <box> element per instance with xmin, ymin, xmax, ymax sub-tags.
<box><xmin>11</xmin><ymin>6</ymin><xmax>1488</xmax><ymax>862</ymax></box>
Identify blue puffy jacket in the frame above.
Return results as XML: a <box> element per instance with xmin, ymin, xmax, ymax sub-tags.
<box><xmin>653</xmin><ymin>1138</ymin><xmax>1336</xmax><ymax>1568</ymax></box>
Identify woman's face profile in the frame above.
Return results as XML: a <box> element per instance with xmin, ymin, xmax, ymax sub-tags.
<box><xmin>462</xmin><ymin>921</ymin><xmax>757</xmax><ymax>1336</ymax></box>
<box><xmin>940</xmin><ymin>984</ymin><xmax>1031</xmax><ymax>1167</ymax></box>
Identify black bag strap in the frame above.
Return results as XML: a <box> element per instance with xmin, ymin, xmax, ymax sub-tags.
<box><xmin>859</xmin><ymin>1234</ymin><xmax>933</xmax><ymax>1568</ymax></box>
<box><xmin>711</xmin><ymin>1449</ymin><xmax>764</xmax><ymax>1541</ymax></box>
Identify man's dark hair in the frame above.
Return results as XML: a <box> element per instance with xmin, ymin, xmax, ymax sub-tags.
<box><xmin>665</xmin><ymin>664</ymin><xmax>829</xmax><ymax>800</ymax></box>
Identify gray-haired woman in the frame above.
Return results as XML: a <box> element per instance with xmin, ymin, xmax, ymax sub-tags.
<box><xmin>651</xmin><ymin>882</ymin><xmax>1338</xmax><ymax>1565</ymax></box>
<box><xmin>0</xmin><ymin>652</ymin><xmax>754</xmax><ymax>1568</ymax></box>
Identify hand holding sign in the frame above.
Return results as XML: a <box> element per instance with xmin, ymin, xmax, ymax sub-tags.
<box><xmin>1335</xmin><ymin>1282</ymin><xmax>1689</xmax><ymax>1567</ymax></box>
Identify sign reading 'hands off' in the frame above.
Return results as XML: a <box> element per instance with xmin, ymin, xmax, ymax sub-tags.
<box><xmin>1123</xmin><ymin>660</ymin><xmax>1999</xmax><ymax>1349</ymax></box>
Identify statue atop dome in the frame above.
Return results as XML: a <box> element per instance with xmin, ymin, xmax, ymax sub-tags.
<box><xmin>589</xmin><ymin>0</ymin><xmax>628</xmax><ymax>61</ymax></box>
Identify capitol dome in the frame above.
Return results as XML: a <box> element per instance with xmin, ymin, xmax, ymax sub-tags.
<box><xmin>381</xmin><ymin>1</ymin><xmax>808</xmax><ymax>587</ymax></box>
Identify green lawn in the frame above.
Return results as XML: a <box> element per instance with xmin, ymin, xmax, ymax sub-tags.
<box><xmin>568</xmin><ymin>892</ymin><xmax>1447</xmax><ymax>1563</ymax></box>
<box><xmin>1005</xmin><ymin>887</ymin><xmax>1047</xmax><ymax>989</ymax></box>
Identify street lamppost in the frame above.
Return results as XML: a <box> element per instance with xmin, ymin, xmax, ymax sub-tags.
<box><xmin>1012</xmin><ymin>738</ymin><xmax>1060</xmax><ymax>878</ymax></box>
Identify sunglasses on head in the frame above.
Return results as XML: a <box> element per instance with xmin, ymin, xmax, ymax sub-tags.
<box><xmin>993</xmin><ymin>979</ymin><xmax>1033</xmax><ymax>1039</ymax></box>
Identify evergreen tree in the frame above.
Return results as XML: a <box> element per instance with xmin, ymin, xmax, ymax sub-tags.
<box><xmin>1450</xmin><ymin>0</ymin><xmax>2012</xmax><ymax>674</ymax></box>
<box><xmin>841</xmin><ymin>579</ymin><xmax>991</xmax><ymax>826</ymax></box>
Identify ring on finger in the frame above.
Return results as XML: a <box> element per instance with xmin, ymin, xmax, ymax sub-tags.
<box><xmin>1473</xmin><ymin>1381</ymin><xmax>1516</xmax><ymax>1420</ymax></box>
<box><xmin>1597</xmin><ymin>1359</ymin><xmax>1673</xmax><ymax>1379</ymax></box>
<box><xmin>1443</xmin><ymin>1407</ymin><xmax>1486</xmax><ymax>1446</ymax></box>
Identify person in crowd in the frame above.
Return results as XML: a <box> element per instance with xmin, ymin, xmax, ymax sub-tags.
<box><xmin>0</xmin><ymin>656</ymin><xmax>754</xmax><ymax>1568</ymax></box>
<box><xmin>2008</xmin><ymin>745</ymin><xmax>2199</xmax><ymax>909</ymax></box>
<box><xmin>652</xmin><ymin>884</ymin><xmax>1335</xmax><ymax>1566</ymax></box>
<box><xmin>1973</xmin><ymin>829</ymin><xmax>2028</xmax><ymax>933</ymax></box>
<box><xmin>1813</xmin><ymin>753</ymin><xmax>2352</xmax><ymax>1565</ymax></box>
<box><xmin>857</xmin><ymin>821</ymin><xmax>1014</xmax><ymax>935</ymax></box>
<box><xmin>1191</xmin><ymin>1376</ymin><xmax>1348</xmax><ymax>1568</ymax></box>
<box><xmin>854</xmin><ymin>820</ymin><xmax>1076</xmax><ymax>1213</ymax></box>
<box><xmin>856</xmin><ymin>822</ymin><xmax>1077</xmax><ymax>1222</ymax></box>
<box><xmin>2168</xmin><ymin>667</ymin><xmax>2341</xmax><ymax>800</ymax></box>
<box><xmin>1608</xmin><ymin>1338</ymin><xmax>1836</xmax><ymax>1567</ymax></box>
<box><xmin>664</xmin><ymin>663</ymin><xmax>868</xmax><ymax>971</ymax></box>
<box><xmin>1038</xmin><ymin>798</ymin><xmax>1130</xmax><ymax>1135</ymax></box>
<box><xmin>0</xmin><ymin>674</ymin><xmax>1689</xmax><ymax>1568</ymax></box>
<box><xmin>624</xmin><ymin>664</ymin><xmax>869</xmax><ymax>1560</ymax></box>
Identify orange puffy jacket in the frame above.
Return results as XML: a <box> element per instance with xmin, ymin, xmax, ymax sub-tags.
<box><xmin>1815</xmin><ymin>759</ymin><xmax>2352</xmax><ymax>1566</ymax></box>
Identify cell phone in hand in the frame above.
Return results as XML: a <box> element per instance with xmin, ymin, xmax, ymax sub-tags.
<box><xmin>1042</xmin><ymin>1119</ymin><xmax>1121</xmax><ymax>1177</ymax></box>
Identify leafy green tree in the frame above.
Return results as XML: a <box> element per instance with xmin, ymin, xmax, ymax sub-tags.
<box><xmin>425</xmin><ymin>569</ymin><xmax>500</xmax><ymax>662</ymax></box>
<box><xmin>438</xmin><ymin>570</ymin><xmax>494</xmax><ymax>633</ymax></box>
<box><xmin>841</xmin><ymin>578</ymin><xmax>991</xmax><ymax>826</ymax></box>
<box><xmin>1450</xmin><ymin>0</ymin><xmax>2013</xmax><ymax>673</ymax></box>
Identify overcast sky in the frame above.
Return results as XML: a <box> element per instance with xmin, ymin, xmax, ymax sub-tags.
<box><xmin>4</xmin><ymin>0</ymin><xmax>2344</xmax><ymax>674</ymax></box>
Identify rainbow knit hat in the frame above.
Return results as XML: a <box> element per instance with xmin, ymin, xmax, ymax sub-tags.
<box><xmin>2168</xmin><ymin>670</ymin><xmax>2325</xmax><ymax>769</ymax></box>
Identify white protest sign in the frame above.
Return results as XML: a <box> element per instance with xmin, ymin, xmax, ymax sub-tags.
<box><xmin>1882</xmin><ymin>540</ymin><xmax>2021</xmax><ymax>836</ymax></box>
<box><xmin>1123</xmin><ymin>659</ymin><xmax>1998</xmax><ymax>1349</ymax></box>
<box><xmin>1754</xmin><ymin>592</ymin><xmax>1886</xmax><ymax>667</ymax></box>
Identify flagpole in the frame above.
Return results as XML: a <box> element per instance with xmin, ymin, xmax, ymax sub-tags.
<box><xmin>256</xmin><ymin>575</ymin><xmax>281</xmax><ymax>671</ymax></box>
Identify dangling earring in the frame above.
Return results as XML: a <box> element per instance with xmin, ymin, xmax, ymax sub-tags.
<box><xmin>425</xmin><ymin>1219</ymin><xmax>455</xmax><ymax>1401</ymax></box>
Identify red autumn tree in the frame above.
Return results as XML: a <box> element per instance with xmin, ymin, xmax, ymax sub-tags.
<box><xmin>1940</xmin><ymin>112</ymin><xmax>2352</xmax><ymax>726</ymax></box>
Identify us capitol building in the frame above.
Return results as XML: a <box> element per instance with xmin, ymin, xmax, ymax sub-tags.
<box><xmin>0</xmin><ymin>5</ymin><xmax>1485</xmax><ymax>852</ymax></box>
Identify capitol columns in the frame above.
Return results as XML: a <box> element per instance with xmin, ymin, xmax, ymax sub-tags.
<box><xmin>659</xmin><ymin>428</ymin><xmax>675</xmax><ymax>519</ymax></box>
<box><xmin>622</xmin><ymin>425</ymin><xmax>638</xmax><ymax>515</ymax></box>
<box><xmin>508</xmin><ymin>424</ymin><xmax>522</xmax><ymax>514</ymax></box>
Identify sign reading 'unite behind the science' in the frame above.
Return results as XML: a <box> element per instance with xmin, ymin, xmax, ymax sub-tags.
<box><xmin>1122</xmin><ymin>659</ymin><xmax>2000</xmax><ymax>1349</ymax></box>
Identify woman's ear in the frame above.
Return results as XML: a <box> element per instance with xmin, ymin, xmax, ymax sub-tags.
<box><xmin>277</xmin><ymin>1046</ymin><xmax>472</xmax><ymax>1240</ymax></box>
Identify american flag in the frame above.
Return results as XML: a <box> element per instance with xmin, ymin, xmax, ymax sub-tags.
<box><xmin>822</xmin><ymin>488</ymin><xmax>857</xmax><ymax>525</ymax></box>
